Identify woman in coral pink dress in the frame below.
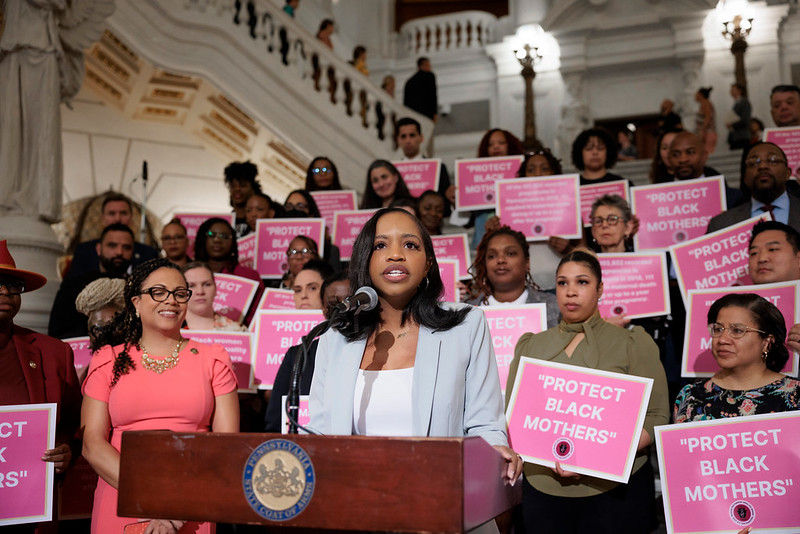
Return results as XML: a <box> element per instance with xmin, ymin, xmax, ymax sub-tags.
<box><xmin>81</xmin><ymin>258</ymin><xmax>239</xmax><ymax>533</ymax></box>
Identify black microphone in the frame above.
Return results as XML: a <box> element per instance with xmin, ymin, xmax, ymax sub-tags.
<box><xmin>142</xmin><ymin>161</ymin><xmax>148</xmax><ymax>182</ymax></box>
<box><xmin>336</xmin><ymin>286</ymin><xmax>379</xmax><ymax>313</ymax></box>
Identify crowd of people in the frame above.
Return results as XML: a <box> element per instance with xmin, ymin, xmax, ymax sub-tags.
<box><xmin>3</xmin><ymin>53</ymin><xmax>800</xmax><ymax>533</ymax></box>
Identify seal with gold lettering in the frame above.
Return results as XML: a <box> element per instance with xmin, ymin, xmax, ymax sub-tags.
<box><xmin>243</xmin><ymin>439</ymin><xmax>315</xmax><ymax>521</ymax></box>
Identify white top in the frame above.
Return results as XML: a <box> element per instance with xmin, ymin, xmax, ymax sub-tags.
<box><xmin>353</xmin><ymin>367</ymin><xmax>415</xmax><ymax>436</ymax></box>
<box><xmin>487</xmin><ymin>288</ymin><xmax>529</xmax><ymax>306</ymax></box>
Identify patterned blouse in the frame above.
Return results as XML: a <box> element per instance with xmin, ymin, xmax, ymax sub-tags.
<box><xmin>673</xmin><ymin>376</ymin><xmax>800</xmax><ymax>423</ymax></box>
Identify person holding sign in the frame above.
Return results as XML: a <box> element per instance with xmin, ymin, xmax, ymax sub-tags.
<box><xmin>588</xmin><ymin>194</ymin><xmax>635</xmax><ymax>254</ymax></box>
<box><xmin>674</xmin><ymin>293</ymin><xmax>800</xmax><ymax>423</ymax></box>
<box><xmin>81</xmin><ymin>258</ymin><xmax>240</xmax><ymax>533</ymax></box>
<box><xmin>308</xmin><ymin>208</ymin><xmax>523</xmax><ymax>484</ymax></box>
<box><xmin>507</xmin><ymin>251</ymin><xmax>669</xmax><ymax>533</ymax></box>
<box><xmin>571</xmin><ymin>128</ymin><xmax>626</xmax><ymax>186</ymax></box>
<box><xmin>359</xmin><ymin>160</ymin><xmax>415</xmax><ymax>210</ymax></box>
<box><xmin>194</xmin><ymin>217</ymin><xmax>262</xmax><ymax>285</ymax></box>
<box><xmin>304</xmin><ymin>156</ymin><xmax>342</xmax><ymax>191</ymax></box>
<box><xmin>466</xmin><ymin>226</ymin><xmax>560</xmax><ymax>328</ymax></box>
<box><xmin>281</xmin><ymin>235</ymin><xmax>322</xmax><ymax>290</ymax></box>
<box><xmin>416</xmin><ymin>190</ymin><xmax>446</xmax><ymax>236</ymax></box>
<box><xmin>180</xmin><ymin>262</ymin><xmax>247</xmax><ymax>332</ymax></box>
<box><xmin>244</xmin><ymin>192</ymin><xmax>278</xmax><ymax>235</ymax></box>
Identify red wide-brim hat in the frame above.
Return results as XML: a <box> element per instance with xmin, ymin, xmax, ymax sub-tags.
<box><xmin>0</xmin><ymin>240</ymin><xmax>47</xmax><ymax>293</ymax></box>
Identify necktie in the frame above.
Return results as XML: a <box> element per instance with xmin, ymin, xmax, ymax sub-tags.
<box><xmin>760</xmin><ymin>205</ymin><xmax>775</xmax><ymax>220</ymax></box>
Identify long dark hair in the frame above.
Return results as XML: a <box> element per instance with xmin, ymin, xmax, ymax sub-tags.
<box><xmin>477</xmin><ymin>128</ymin><xmax>524</xmax><ymax>157</ymax></box>
<box><xmin>194</xmin><ymin>218</ymin><xmax>239</xmax><ymax>264</ymax></box>
<box><xmin>284</xmin><ymin>189</ymin><xmax>322</xmax><ymax>218</ymax></box>
<box><xmin>96</xmin><ymin>258</ymin><xmax>185</xmax><ymax>386</ymax></box>
<box><xmin>469</xmin><ymin>225</ymin><xmax>534</xmax><ymax>303</ymax></box>
<box><xmin>707</xmin><ymin>293</ymin><xmax>789</xmax><ymax>373</ymax></box>
<box><xmin>360</xmin><ymin>160</ymin><xmax>414</xmax><ymax>209</ymax></box>
<box><xmin>336</xmin><ymin>208</ymin><xmax>470</xmax><ymax>341</ymax></box>
<box><xmin>304</xmin><ymin>156</ymin><xmax>342</xmax><ymax>191</ymax></box>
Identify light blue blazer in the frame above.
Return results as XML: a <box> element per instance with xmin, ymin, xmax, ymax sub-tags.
<box><xmin>308</xmin><ymin>305</ymin><xmax>508</xmax><ymax>446</ymax></box>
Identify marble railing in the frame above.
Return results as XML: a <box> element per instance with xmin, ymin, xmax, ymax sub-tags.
<box><xmin>400</xmin><ymin>11</ymin><xmax>499</xmax><ymax>55</ymax></box>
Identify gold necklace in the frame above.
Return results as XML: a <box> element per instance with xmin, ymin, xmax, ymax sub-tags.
<box><xmin>140</xmin><ymin>338</ymin><xmax>185</xmax><ymax>374</ymax></box>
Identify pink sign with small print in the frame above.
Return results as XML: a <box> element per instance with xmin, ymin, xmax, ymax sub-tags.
<box><xmin>597</xmin><ymin>252</ymin><xmax>670</xmax><ymax>320</ymax></box>
<box><xmin>213</xmin><ymin>273</ymin><xmax>260</xmax><ymax>323</ymax></box>
<box><xmin>182</xmin><ymin>331</ymin><xmax>254</xmax><ymax>391</ymax></box>
<box><xmin>252</xmin><ymin>310</ymin><xmax>324</xmax><ymax>389</ymax></box>
<box><xmin>255</xmin><ymin>288</ymin><xmax>296</xmax><ymax>311</ymax></box>
<box><xmin>670</xmin><ymin>214</ymin><xmax>771</xmax><ymax>304</ymax></box>
<box><xmin>437</xmin><ymin>259</ymin><xmax>458</xmax><ymax>303</ymax></box>
<box><xmin>392</xmin><ymin>159</ymin><xmax>441</xmax><ymax>198</ymax></box>
<box><xmin>631</xmin><ymin>176</ymin><xmax>727</xmax><ymax>250</ymax></box>
<box><xmin>483</xmin><ymin>304</ymin><xmax>547</xmax><ymax>391</ymax></box>
<box><xmin>310</xmin><ymin>190</ymin><xmax>357</xmax><ymax>232</ymax></box>
<box><xmin>255</xmin><ymin>218</ymin><xmax>325</xmax><ymax>278</ymax></box>
<box><xmin>455</xmin><ymin>155</ymin><xmax>524</xmax><ymax>210</ymax></box>
<box><xmin>237</xmin><ymin>233</ymin><xmax>257</xmax><ymax>269</ymax></box>
<box><xmin>765</xmin><ymin>126</ymin><xmax>800</xmax><ymax>177</ymax></box>
<box><xmin>655</xmin><ymin>412</ymin><xmax>800</xmax><ymax>534</ymax></box>
<box><xmin>332</xmin><ymin>209</ymin><xmax>377</xmax><ymax>261</ymax></box>
<box><xmin>431</xmin><ymin>234</ymin><xmax>471</xmax><ymax>279</ymax></box>
<box><xmin>495</xmin><ymin>174</ymin><xmax>582</xmax><ymax>241</ymax></box>
<box><xmin>281</xmin><ymin>395</ymin><xmax>310</xmax><ymax>434</ymax></box>
<box><xmin>506</xmin><ymin>359</ymin><xmax>652</xmax><ymax>482</ymax></box>
<box><xmin>63</xmin><ymin>337</ymin><xmax>92</xmax><ymax>377</ymax></box>
<box><xmin>174</xmin><ymin>212</ymin><xmax>234</xmax><ymax>256</ymax></box>
<box><xmin>580</xmin><ymin>180</ymin><xmax>629</xmax><ymax>226</ymax></box>
<box><xmin>0</xmin><ymin>403</ymin><xmax>56</xmax><ymax>526</ymax></box>
<box><xmin>682</xmin><ymin>282</ymin><xmax>800</xmax><ymax>377</ymax></box>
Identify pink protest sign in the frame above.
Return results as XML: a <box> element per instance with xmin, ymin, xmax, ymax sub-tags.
<box><xmin>670</xmin><ymin>214</ymin><xmax>771</xmax><ymax>304</ymax></box>
<box><xmin>237</xmin><ymin>233</ymin><xmax>256</xmax><ymax>269</ymax></box>
<box><xmin>310</xmin><ymin>190</ymin><xmax>357</xmax><ymax>232</ymax></box>
<box><xmin>631</xmin><ymin>176</ymin><xmax>726</xmax><ymax>251</ymax></box>
<box><xmin>252</xmin><ymin>310</ymin><xmax>324</xmax><ymax>389</ymax></box>
<box><xmin>483</xmin><ymin>304</ymin><xmax>547</xmax><ymax>391</ymax></box>
<box><xmin>431</xmin><ymin>234</ymin><xmax>471</xmax><ymax>279</ymax></box>
<box><xmin>64</xmin><ymin>336</ymin><xmax>92</xmax><ymax>378</ymax></box>
<box><xmin>332</xmin><ymin>209</ymin><xmax>377</xmax><ymax>261</ymax></box>
<box><xmin>597</xmin><ymin>252</ymin><xmax>670</xmax><ymax>319</ymax></box>
<box><xmin>213</xmin><ymin>273</ymin><xmax>260</xmax><ymax>323</ymax></box>
<box><xmin>174</xmin><ymin>212</ymin><xmax>234</xmax><ymax>256</ymax></box>
<box><xmin>182</xmin><ymin>331</ymin><xmax>254</xmax><ymax>391</ymax></box>
<box><xmin>682</xmin><ymin>282</ymin><xmax>800</xmax><ymax>377</ymax></box>
<box><xmin>455</xmin><ymin>155</ymin><xmax>524</xmax><ymax>210</ymax></box>
<box><xmin>255</xmin><ymin>218</ymin><xmax>325</xmax><ymax>278</ymax></box>
<box><xmin>765</xmin><ymin>126</ymin><xmax>800</xmax><ymax>177</ymax></box>
<box><xmin>655</xmin><ymin>411</ymin><xmax>800</xmax><ymax>534</ymax></box>
<box><xmin>580</xmin><ymin>180</ymin><xmax>629</xmax><ymax>226</ymax></box>
<box><xmin>391</xmin><ymin>159</ymin><xmax>441</xmax><ymax>198</ymax></box>
<box><xmin>506</xmin><ymin>359</ymin><xmax>652</xmax><ymax>482</ymax></box>
<box><xmin>0</xmin><ymin>403</ymin><xmax>57</xmax><ymax>526</ymax></box>
<box><xmin>495</xmin><ymin>174</ymin><xmax>582</xmax><ymax>241</ymax></box>
<box><xmin>255</xmin><ymin>288</ymin><xmax>296</xmax><ymax>311</ymax></box>
<box><xmin>280</xmin><ymin>395</ymin><xmax>310</xmax><ymax>434</ymax></box>
<box><xmin>437</xmin><ymin>259</ymin><xmax>458</xmax><ymax>303</ymax></box>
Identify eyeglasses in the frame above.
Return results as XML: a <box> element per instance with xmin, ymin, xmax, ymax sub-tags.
<box><xmin>708</xmin><ymin>323</ymin><xmax>766</xmax><ymax>339</ymax></box>
<box><xmin>287</xmin><ymin>248</ymin><xmax>314</xmax><ymax>257</ymax></box>
<box><xmin>141</xmin><ymin>286</ymin><xmax>192</xmax><ymax>303</ymax></box>
<box><xmin>312</xmin><ymin>167</ymin><xmax>330</xmax><ymax>174</ymax></box>
<box><xmin>285</xmin><ymin>202</ymin><xmax>309</xmax><ymax>213</ymax></box>
<box><xmin>206</xmin><ymin>231</ymin><xmax>232</xmax><ymax>241</ymax></box>
<box><xmin>590</xmin><ymin>215</ymin><xmax>622</xmax><ymax>227</ymax></box>
<box><xmin>0</xmin><ymin>278</ymin><xmax>25</xmax><ymax>295</ymax></box>
<box><xmin>744</xmin><ymin>155</ymin><xmax>787</xmax><ymax>168</ymax></box>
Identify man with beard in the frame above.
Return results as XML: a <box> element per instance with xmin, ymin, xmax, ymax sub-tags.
<box><xmin>224</xmin><ymin>160</ymin><xmax>263</xmax><ymax>238</ymax></box>
<box><xmin>669</xmin><ymin>131</ymin><xmax>743</xmax><ymax>208</ymax></box>
<box><xmin>48</xmin><ymin>224</ymin><xmax>134</xmax><ymax>339</ymax></box>
<box><xmin>707</xmin><ymin>142</ymin><xmax>799</xmax><ymax>233</ymax></box>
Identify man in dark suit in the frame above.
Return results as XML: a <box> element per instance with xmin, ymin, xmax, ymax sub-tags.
<box><xmin>403</xmin><ymin>57</ymin><xmax>438</xmax><ymax>120</ymax></box>
<box><xmin>707</xmin><ymin>142</ymin><xmax>799</xmax><ymax>233</ymax></box>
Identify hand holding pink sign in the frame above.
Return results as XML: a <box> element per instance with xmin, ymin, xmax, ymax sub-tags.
<box><xmin>255</xmin><ymin>218</ymin><xmax>325</xmax><ymax>278</ymax></box>
<box><xmin>655</xmin><ymin>412</ymin><xmax>800</xmax><ymax>533</ymax></box>
<box><xmin>0</xmin><ymin>403</ymin><xmax>57</xmax><ymax>526</ymax></box>
<box><xmin>495</xmin><ymin>174</ymin><xmax>582</xmax><ymax>241</ymax></box>
<box><xmin>455</xmin><ymin>156</ymin><xmax>524</xmax><ymax>210</ymax></box>
<box><xmin>182</xmin><ymin>331</ymin><xmax>255</xmax><ymax>391</ymax></box>
<box><xmin>482</xmin><ymin>304</ymin><xmax>547</xmax><ymax>391</ymax></box>
<box><xmin>506</xmin><ymin>359</ymin><xmax>652</xmax><ymax>482</ymax></box>
<box><xmin>392</xmin><ymin>159</ymin><xmax>441</xmax><ymax>198</ymax></box>
<box><xmin>252</xmin><ymin>310</ymin><xmax>324</xmax><ymax>389</ymax></box>
<box><xmin>213</xmin><ymin>273</ymin><xmax>260</xmax><ymax>323</ymax></box>
<box><xmin>597</xmin><ymin>253</ymin><xmax>670</xmax><ymax>319</ymax></box>
<box><xmin>310</xmin><ymin>190</ymin><xmax>357</xmax><ymax>232</ymax></box>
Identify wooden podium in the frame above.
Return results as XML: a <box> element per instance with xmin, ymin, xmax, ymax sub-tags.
<box><xmin>118</xmin><ymin>431</ymin><xmax>521</xmax><ymax>532</ymax></box>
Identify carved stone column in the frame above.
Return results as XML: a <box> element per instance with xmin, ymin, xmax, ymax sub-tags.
<box><xmin>556</xmin><ymin>71</ymin><xmax>590</xmax><ymax>161</ymax></box>
<box><xmin>678</xmin><ymin>58</ymin><xmax>703</xmax><ymax>128</ymax></box>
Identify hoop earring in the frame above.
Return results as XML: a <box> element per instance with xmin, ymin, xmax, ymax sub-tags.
<box><xmin>525</xmin><ymin>271</ymin><xmax>534</xmax><ymax>289</ymax></box>
<box><xmin>422</xmin><ymin>276</ymin><xmax>430</xmax><ymax>291</ymax></box>
<box><xmin>762</xmin><ymin>349</ymin><xmax>769</xmax><ymax>362</ymax></box>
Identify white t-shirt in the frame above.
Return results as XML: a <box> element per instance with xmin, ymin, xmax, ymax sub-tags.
<box><xmin>353</xmin><ymin>368</ymin><xmax>414</xmax><ymax>436</ymax></box>
<box><xmin>486</xmin><ymin>288</ymin><xmax>529</xmax><ymax>306</ymax></box>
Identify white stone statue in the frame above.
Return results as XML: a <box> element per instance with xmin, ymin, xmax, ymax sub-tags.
<box><xmin>0</xmin><ymin>0</ymin><xmax>115</xmax><ymax>223</ymax></box>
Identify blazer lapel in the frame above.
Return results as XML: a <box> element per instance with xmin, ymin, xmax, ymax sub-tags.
<box><xmin>12</xmin><ymin>327</ymin><xmax>46</xmax><ymax>403</ymax></box>
<box><xmin>330</xmin><ymin>337</ymin><xmax>365</xmax><ymax>434</ymax></box>
<box><xmin>412</xmin><ymin>326</ymin><xmax>441</xmax><ymax>436</ymax></box>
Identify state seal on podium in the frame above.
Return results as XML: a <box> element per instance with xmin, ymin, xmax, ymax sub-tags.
<box><xmin>243</xmin><ymin>439</ymin><xmax>316</xmax><ymax>521</ymax></box>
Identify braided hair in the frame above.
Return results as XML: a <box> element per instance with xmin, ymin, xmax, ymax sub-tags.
<box><xmin>97</xmin><ymin>258</ymin><xmax>184</xmax><ymax>386</ymax></box>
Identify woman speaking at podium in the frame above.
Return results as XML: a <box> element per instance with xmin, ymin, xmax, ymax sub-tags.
<box><xmin>308</xmin><ymin>208</ymin><xmax>522</xmax><ymax>484</ymax></box>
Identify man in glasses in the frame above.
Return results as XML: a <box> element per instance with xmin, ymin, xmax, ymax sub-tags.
<box><xmin>49</xmin><ymin>224</ymin><xmax>135</xmax><ymax>339</ymax></box>
<box><xmin>707</xmin><ymin>142</ymin><xmax>799</xmax><ymax>233</ymax></box>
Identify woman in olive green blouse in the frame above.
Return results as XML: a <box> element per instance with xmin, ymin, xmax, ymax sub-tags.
<box><xmin>506</xmin><ymin>250</ymin><xmax>669</xmax><ymax>534</ymax></box>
